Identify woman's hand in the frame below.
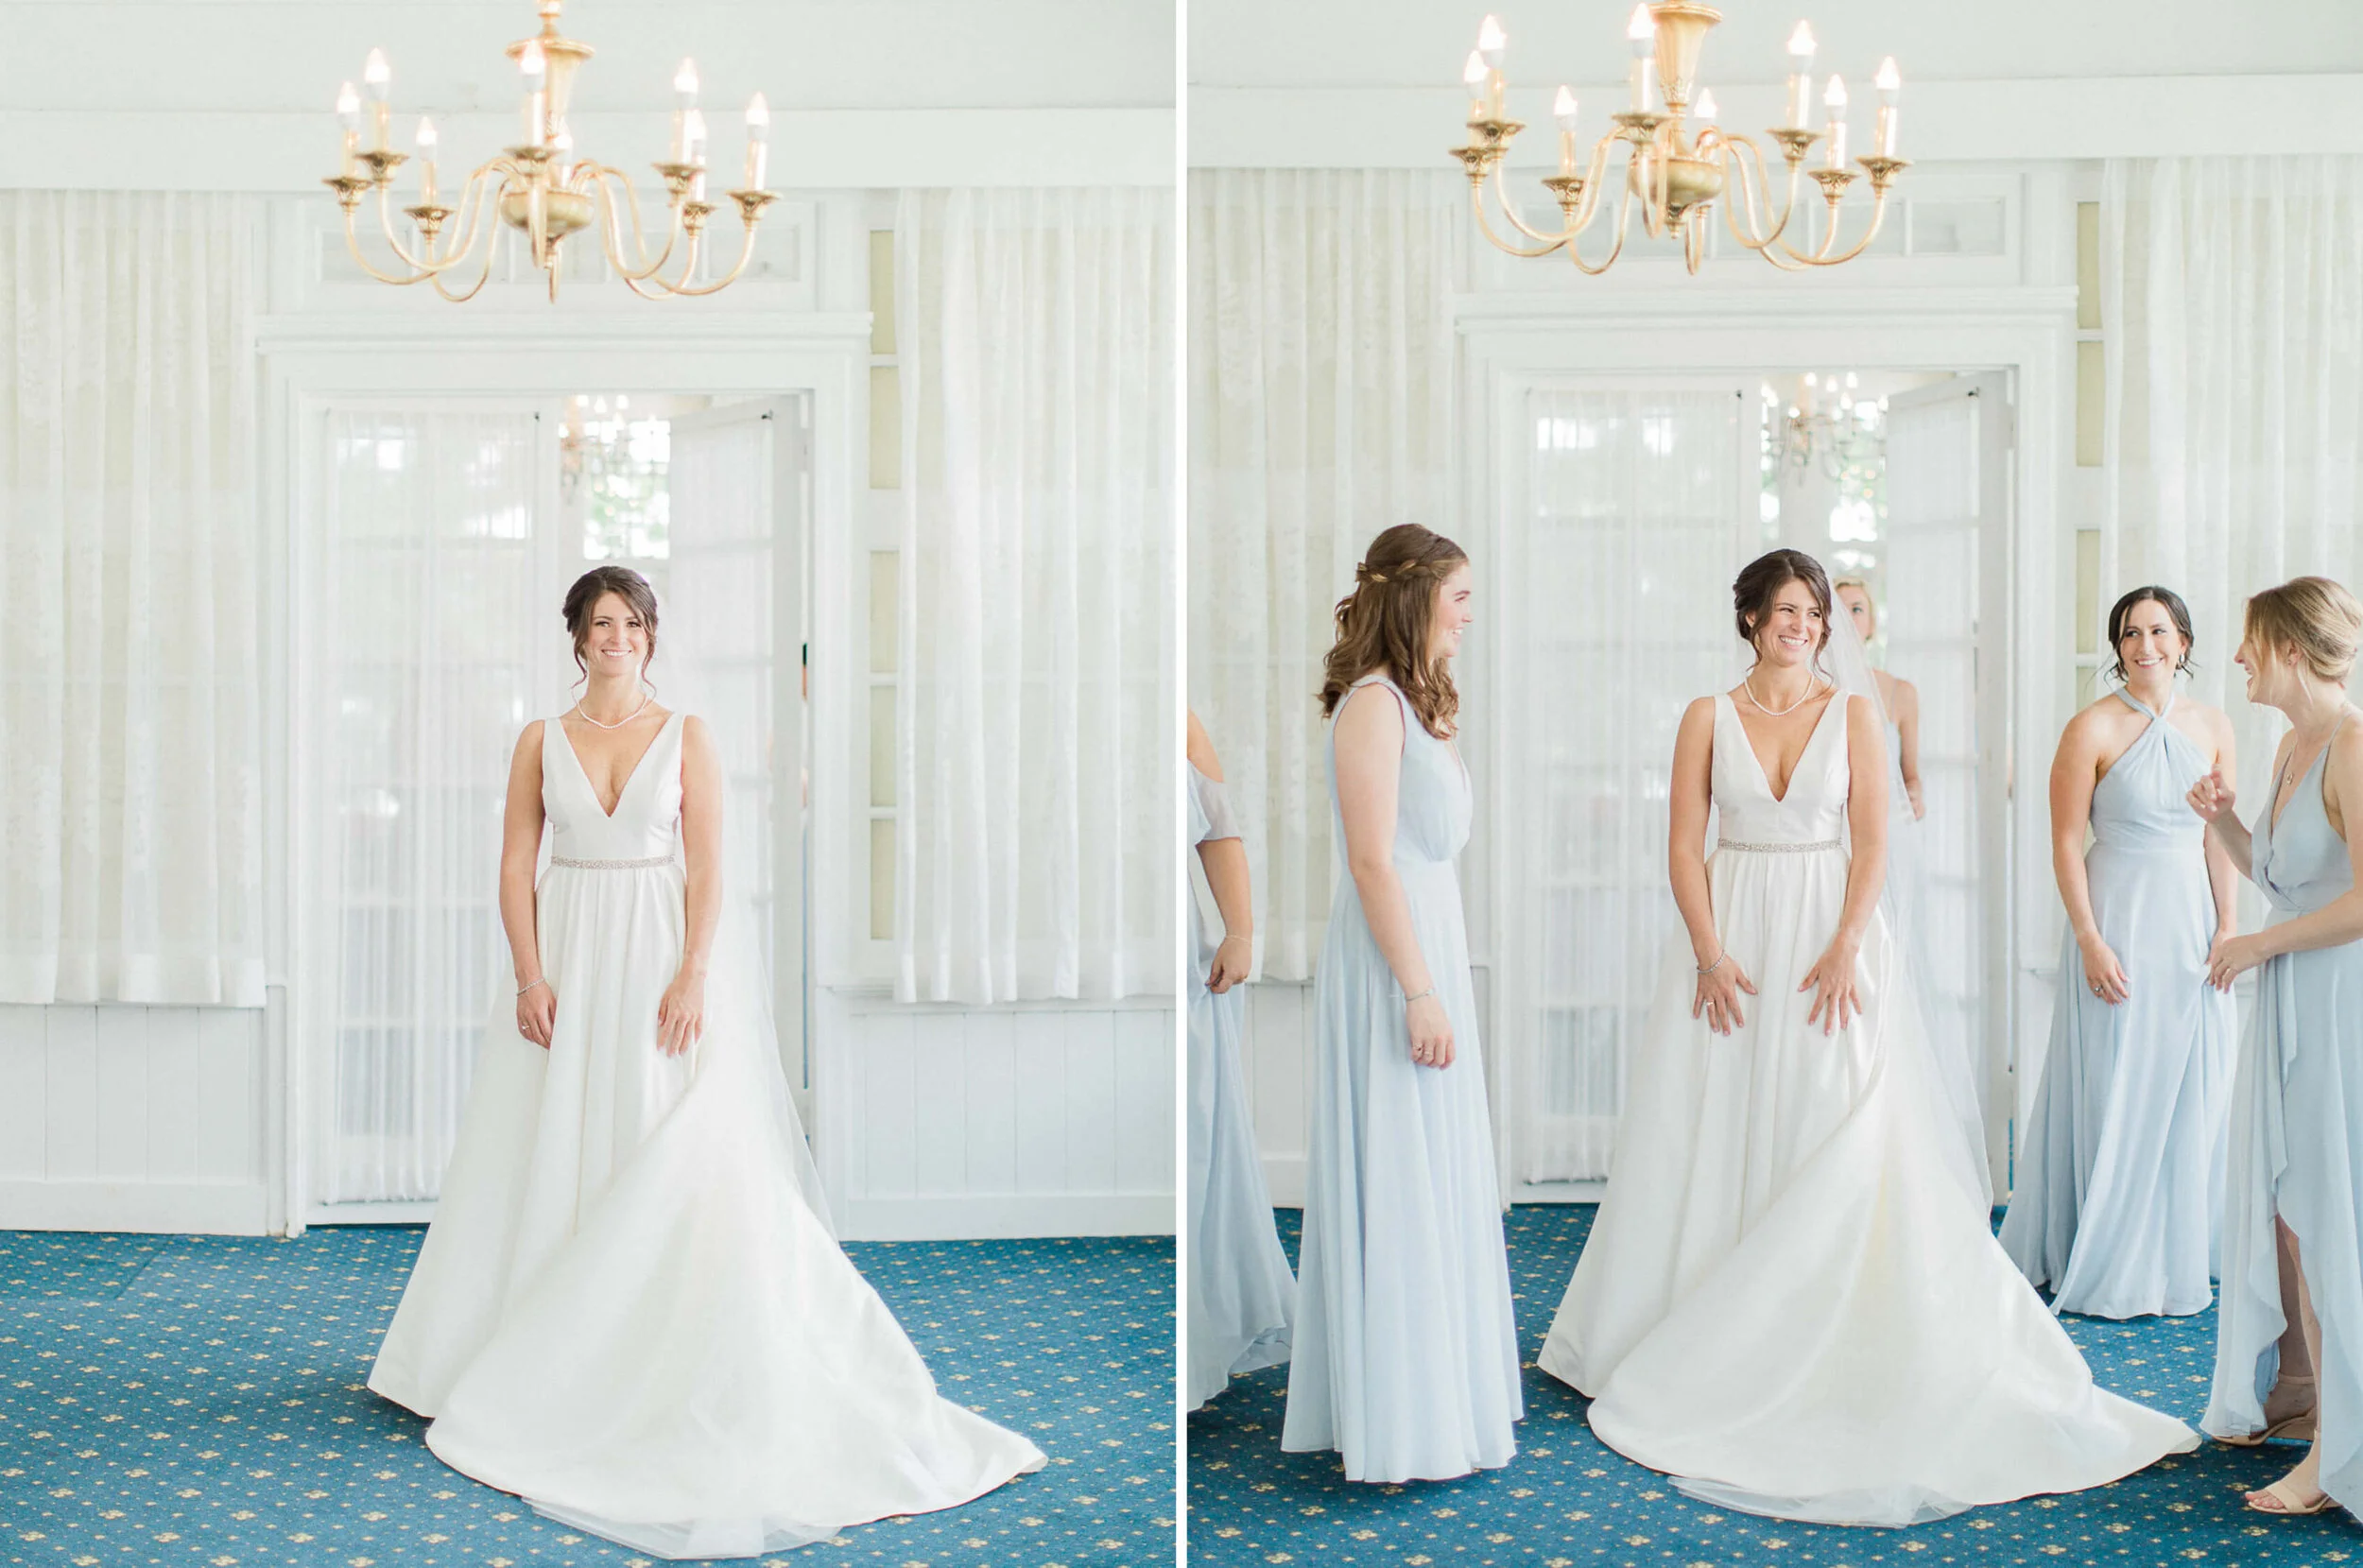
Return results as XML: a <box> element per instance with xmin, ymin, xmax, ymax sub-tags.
<box><xmin>1406</xmin><ymin>991</ymin><xmax>1456</xmax><ymax>1070</ymax></box>
<box><xmin>1208</xmin><ymin>934</ymin><xmax>1251</xmax><ymax>994</ymax></box>
<box><xmin>657</xmin><ymin>971</ymin><xmax>706</xmax><ymax>1057</ymax></box>
<box><xmin>1906</xmin><ymin>780</ymin><xmax>1926</xmax><ymax>821</ymax></box>
<box><xmin>2078</xmin><ymin>933</ymin><xmax>2132</xmax><ymax>1006</ymax></box>
<box><xmin>2207</xmin><ymin>932</ymin><xmax>2268</xmax><ymax>991</ymax></box>
<box><xmin>1692</xmin><ymin>954</ymin><xmax>1758</xmax><ymax>1036</ymax></box>
<box><xmin>2188</xmin><ymin>766</ymin><xmax>2238</xmax><ymax>826</ymax></box>
<box><xmin>1800</xmin><ymin>937</ymin><xmax>1864</xmax><ymax>1035</ymax></box>
<box><xmin>516</xmin><ymin>979</ymin><xmax>555</xmax><ymax>1049</ymax></box>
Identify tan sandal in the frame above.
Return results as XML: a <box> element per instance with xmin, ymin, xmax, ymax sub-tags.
<box><xmin>2245</xmin><ymin>1478</ymin><xmax>2336</xmax><ymax>1516</ymax></box>
<box><xmin>2217</xmin><ymin>1412</ymin><xmax>2319</xmax><ymax>1447</ymax></box>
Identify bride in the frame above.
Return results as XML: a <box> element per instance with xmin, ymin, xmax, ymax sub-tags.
<box><xmin>368</xmin><ymin>566</ymin><xmax>1044</xmax><ymax>1559</ymax></box>
<box><xmin>1538</xmin><ymin>549</ymin><xmax>2196</xmax><ymax>1525</ymax></box>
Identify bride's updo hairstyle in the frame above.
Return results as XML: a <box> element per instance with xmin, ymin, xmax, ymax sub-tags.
<box><xmin>2243</xmin><ymin>576</ymin><xmax>2363</xmax><ymax>684</ymax></box>
<box><xmin>2103</xmin><ymin>585</ymin><xmax>2198</xmax><ymax>683</ymax></box>
<box><xmin>1319</xmin><ymin>523</ymin><xmax>1469</xmax><ymax>738</ymax></box>
<box><xmin>1733</xmin><ymin>548</ymin><xmax>1834</xmax><ymax>675</ymax></box>
<box><xmin>563</xmin><ymin>565</ymin><xmax>662</xmax><ymax>686</ymax></box>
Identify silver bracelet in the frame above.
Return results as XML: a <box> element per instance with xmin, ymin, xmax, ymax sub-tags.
<box><xmin>1403</xmin><ymin>985</ymin><xmax>1437</xmax><ymax>1004</ymax></box>
<box><xmin>517</xmin><ymin>977</ymin><xmax>548</xmax><ymax>996</ymax></box>
<box><xmin>1697</xmin><ymin>951</ymin><xmax>1728</xmax><ymax>976</ymax></box>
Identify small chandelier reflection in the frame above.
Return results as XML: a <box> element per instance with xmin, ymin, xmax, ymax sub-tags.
<box><xmin>1764</xmin><ymin>372</ymin><xmax>1885</xmax><ymax>480</ymax></box>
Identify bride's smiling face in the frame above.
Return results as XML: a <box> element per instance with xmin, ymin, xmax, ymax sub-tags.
<box><xmin>1751</xmin><ymin>578</ymin><xmax>1826</xmax><ymax>671</ymax></box>
<box><xmin>581</xmin><ymin>592</ymin><xmax>649</xmax><ymax>678</ymax></box>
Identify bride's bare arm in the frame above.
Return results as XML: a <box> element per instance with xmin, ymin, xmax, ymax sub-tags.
<box><xmin>1802</xmin><ymin>695</ymin><xmax>1889</xmax><ymax>1034</ymax></box>
<box><xmin>662</xmin><ymin>715</ymin><xmax>727</xmax><ymax>1056</ymax></box>
<box><xmin>1334</xmin><ymin>685</ymin><xmax>1455</xmax><ymax>1070</ymax></box>
<box><xmin>502</xmin><ymin>723</ymin><xmax>555</xmax><ymax>1047</ymax></box>
<box><xmin>1670</xmin><ymin>697</ymin><xmax>1753</xmax><ymax>1034</ymax></box>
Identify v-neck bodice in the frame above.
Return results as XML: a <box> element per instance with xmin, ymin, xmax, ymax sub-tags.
<box><xmin>2254</xmin><ymin>715</ymin><xmax>2355</xmax><ymax>918</ymax></box>
<box><xmin>2091</xmin><ymin>688</ymin><xmax>2210</xmax><ymax>852</ymax></box>
<box><xmin>543</xmin><ymin>711</ymin><xmax>687</xmax><ymax>864</ymax></box>
<box><xmin>1711</xmin><ymin>690</ymin><xmax>1853</xmax><ymax>845</ymax></box>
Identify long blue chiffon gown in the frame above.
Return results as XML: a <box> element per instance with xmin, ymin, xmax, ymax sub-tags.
<box><xmin>1185</xmin><ymin>762</ymin><xmax>1295</xmax><ymax>1408</ymax></box>
<box><xmin>2000</xmin><ymin>689</ymin><xmax>2235</xmax><ymax>1318</ymax></box>
<box><xmin>1281</xmin><ymin>675</ymin><xmax>1522</xmax><ymax>1482</ymax></box>
<box><xmin>2206</xmin><ymin>713</ymin><xmax>2363</xmax><ymax>1510</ymax></box>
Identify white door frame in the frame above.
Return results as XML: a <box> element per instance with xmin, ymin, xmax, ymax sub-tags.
<box><xmin>259</xmin><ymin>315</ymin><xmax>867</xmax><ymax>1235</ymax></box>
<box><xmin>1458</xmin><ymin>284</ymin><xmax>2075</xmax><ymax>1202</ymax></box>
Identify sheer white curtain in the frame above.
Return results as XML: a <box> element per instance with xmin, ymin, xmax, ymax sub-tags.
<box><xmin>0</xmin><ymin>192</ymin><xmax>265</xmax><ymax>1006</ymax></box>
<box><xmin>894</xmin><ymin>187</ymin><xmax>1175</xmax><ymax>1004</ymax></box>
<box><xmin>314</xmin><ymin>409</ymin><xmax>549</xmax><ymax>1203</ymax></box>
<box><xmin>1512</xmin><ymin>387</ymin><xmax>1751</xmax><ymax>1183</ymax></box>
<box><xmin>1186</xmin><ymin>169</ymin><xmax>1459</xmax><ymax>978</ymax></box>
<box><xmin>2101</xmin><ymin>157</ymin><xmax>2363</xmax><ymax>816</ymax></box>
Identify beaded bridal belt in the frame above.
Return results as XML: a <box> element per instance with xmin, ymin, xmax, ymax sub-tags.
<box><xmin>1717</xmin><ymin>838</ymin><xmax>1842</xmax><ymax>854</ymax></box>
<box><xmin>551</xmin><ymin>854</ymin><xmax>678</xmax><ymax>870</ymax></box>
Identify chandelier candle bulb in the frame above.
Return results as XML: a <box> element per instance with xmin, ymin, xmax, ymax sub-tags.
<box><xmin>1822</xmin><ymin>74</ymin><xmax>1847</xmax><ymax>169</ymax></box>
<box><xmin>671</xmin><ymin>58</ymin><xmax>699</xmax><ymax>161</ymax></box>
<box><xmin>1627</xmin><ymin>4</ymin><xmax>1658</xmax><ymax>112</ymax></box>
<box><xmin>744</xmin><ymin>94</ymin><xmax>769</xmax><ymax>190</ymax></box>
<box><xmin>1785</xmin><ymin>21</ymin><xmax>1816</xmax><ymax>128</ymax></box>
<box><xmin>1873</xmin><ymin>56</ymin><xmax>1901</xmax><ymax>156</ymax></box>
<box><xmin>684</xmin><ymin>107</ymin><xmax>709</xmax><ymax>167</ymax></box>
<box><xmin>1462</xmin><ymin>50</ymin><xmax>1490</xmax><ymax>120</ymax></box>
<box><xmin>1694</xmin><ymin>87</ymin><xmax>1717</xmax><ymax>123</ymax></box>
<box><xmin>363</xmin><ymin>47</ymin><xmax>390</xmax><ymax>151</ymax></box>
<box><xmin>336</xmin><ymin>81</ymin><xmax>360</xmax><ymax>177</ymax></box>
<box><xmin>1553</xmin><ymin>85</ymin><xmax>1579</xmax><ymax>173</ymax></box>
<box><xmin>519</xmin><ymin>39</ymin><xmax>547</xmax><ymax>147</ymax></box>
<box><xmin>416</xmin><ymin>117</ymin><xmax>438</xmax><ymax>202</ymax></box>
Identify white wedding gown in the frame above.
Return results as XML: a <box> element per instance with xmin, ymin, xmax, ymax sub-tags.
<box><xmin>369</xmin><ymin>712</ymin><xmax>1045</xmax><ymax>1559</ymax></box>
<box><xmin>1538</xmin><ymin>691</ymin><xmax>2196</xmax><ymax>1525</ymax></box>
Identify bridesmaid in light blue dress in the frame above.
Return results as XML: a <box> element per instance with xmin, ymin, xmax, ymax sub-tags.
<box><xmin>2001</xmin><ymin>588</ymin><xmax>2239</xmax><ymax>1318</ymax></box>
<box><xmin>2191</xmin><ymin>577</ymin><xmax>2363</xmax><ymax>1517</ymax></box>
<box><xmin>1281</xmin><ymin>525</ymin><xmax>1522</xmax><ymax>1483</ymax></box>
<box><xmin>1185</xmin><ymin>712</ymin><xmax>1295</xmax><ymax>1409</ymax></box>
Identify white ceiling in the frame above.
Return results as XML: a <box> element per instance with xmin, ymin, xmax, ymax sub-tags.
<box><xmin>1191</xmin><ymin>0</ymin><xmax>2363</xmax><ymax>89</ymax></box>
<box><xmin>0</xmin><ymin>1</ymin><xmax>1175</xmax><ymax>113</ymax></box>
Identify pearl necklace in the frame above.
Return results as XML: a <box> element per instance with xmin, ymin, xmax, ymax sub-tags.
<box><xmin>573</xmin><ymin>690</ymin><xmax>653</xmax><ymax>730</ymax></box>
<box><xmin>1742</xmin><ymin>670</ymin><xmax>1824</xmax><ymax>718</ymax></box>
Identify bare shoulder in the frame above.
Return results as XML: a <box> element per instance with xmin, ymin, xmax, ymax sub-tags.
<box><xmin>679</xmin><ymin>712</ymin><xmax>716</xmax><ymax>754</ymax></box>
<box><xmin>511</xmin><ymin>718</ymin><xmax>546</xmax><ymax>767</ymax></box>
<box><xmin>1889</xmin><ymin>673</ymin><xmax>1919</xmax><ymax>715</ymax></box>
<box><xmin>1841</xmin><ymin>688</ymin><xmax>1885</xmax><ymax>738</ymax></box>
<box><xmin>1185</xmin><ymin>709</ymin><xmax>1222</xmax><ymax>781</ymax></box>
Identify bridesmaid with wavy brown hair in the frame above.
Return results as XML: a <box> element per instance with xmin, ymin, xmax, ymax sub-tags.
<box><xmin>1279</xmin><ymin>524</ymin><xmax>1523</xmax><ymax>1483</ymax></box>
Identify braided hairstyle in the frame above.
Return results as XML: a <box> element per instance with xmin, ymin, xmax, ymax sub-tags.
<box><xmin>1318</xmin><ymin>524</ymin><xmax>1471</xmax><ymax>738</ymax></box>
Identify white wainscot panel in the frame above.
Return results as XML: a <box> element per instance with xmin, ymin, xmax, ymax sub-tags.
<box><xmin>1241</xmin><ymin>982</ymin><xmax>1316</xmax><ymax>1209</ymax></box>
<box><xmin>817</xmin><ymin>990</ymin><xmax>1176</xmax><ymax>1241</ymax></box>
<box><xmin>0</xmin><ymin>1005</ymin><xmax>268</xmax><ymax>1233</ymax></box>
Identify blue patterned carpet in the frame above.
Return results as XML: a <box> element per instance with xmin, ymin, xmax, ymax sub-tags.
<box><xmin>0</xmin><ymin>1227</ymin><xmax>1174</xmax><ymax>1566</ymax></box>
<box><xmin>1188</xmin><ymin>1206</ymin><xmax>2350</xmax><ymax>1567</ymax></box>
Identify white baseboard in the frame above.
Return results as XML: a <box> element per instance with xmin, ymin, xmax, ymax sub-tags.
<box><xmin>0</xmin><ymin>1180</ymin><xmax>270</xmax><ymax>1235</ymax></box>
<box><xmin>1261</xmin><ymin>1154</ymin><xmax>1306</xmax><ymax>1209</ymax></box>
<box><xmin>834</xmin><ymin>1193</ymin><xmax>1175</xmax><ymax>1242</ymax></box>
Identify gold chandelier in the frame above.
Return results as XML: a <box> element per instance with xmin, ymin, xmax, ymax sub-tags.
<box><xmin>1451</xmin><ymin>4</ymin><xmax>1907</xmax><ymax>275</ymax></box>
<box><xmin>325</xmin><ymin>0</ymin><xmax>777</xmax><ymax>302</ymax></box>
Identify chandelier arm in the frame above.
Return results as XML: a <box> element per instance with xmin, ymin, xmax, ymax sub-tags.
<box><xmin>1483</xmin><ymin>160</ymin><xmax>1578</xmax><ymax>246</ymax></box>
<box><xmin>1468</xmin><ymin>177</ymin><xmax>1568</xmax><ymax>259</ymax></box>
<box><xmin>1561</xmin><ymin>162</ymin><xmax>1639</xmax><ymax>276</ymax></box>
<box><xmin>664</xmin><ymin>215</ymin><xmax>765</xmax><ymax>298</ymax></box>
<box><xmin>1715</xmin><ymin>144</ymin><xmax>1809</xmax><ymax>271</ymax></box>
<box><xmin>336</xmin><ymin>204</ymin><xmax>442</xmax><ymax>286</ymax></box>
<box><xmin>369</xmin><ymin>178</ymin><xmax>480</xmax><ymax>276</ymax></box>
<box><xmin>423</xmin><ymin>172</ymin><xmax>507</xmax><ymax>302</ymax></box>
<box><xmin>1779</xmin><ymin>188</ymin><xmax>1897</xmax><ymax>267</ymax></box>
<box><xmin>1716</xmin><ymin>137</ymin><xmax>1802</xmax><ymax>257</ymax></box>
<box><xmin>583</xmin><ymin>164</ymin><xmax>688</xmax><ymax>283</ymax></box>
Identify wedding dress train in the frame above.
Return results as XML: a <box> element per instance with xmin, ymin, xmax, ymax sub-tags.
<box><xmin>369</xmin><ymin>712</ymin><xmax>1044</xmax><ymax>1559</ymax></box>
<box><xmin>1539</xmin><ymin>691</ymin><xmax>2196</xmax><ymax>1525</ymax></box>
